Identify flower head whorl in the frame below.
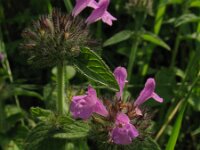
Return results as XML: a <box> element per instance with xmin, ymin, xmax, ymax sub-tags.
<box><xmin>21</xmin><ymin>9</ymin><xmax>94</xmax><ymax>68</ymax></box>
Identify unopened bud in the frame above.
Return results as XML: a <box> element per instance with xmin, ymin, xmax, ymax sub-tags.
<box><xmin>126</xmin><ymin>0</ymin><xmax>153</xmax><ymax>15</ymax></box>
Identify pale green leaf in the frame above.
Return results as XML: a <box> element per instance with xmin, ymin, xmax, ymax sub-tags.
<box><xmin>141</xmin><ymin>32</ymin><xmax>171</xmax><ymax>50</ymax></box>
<box><xmin>103</xmin><ymin>30</ymin><xmax>133</xmax><ymax>47</ymax></box>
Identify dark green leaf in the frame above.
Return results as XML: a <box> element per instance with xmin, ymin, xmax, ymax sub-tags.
<box><xmin>73</xmin><ymin>47</ymin><xmax>119</xmax><ymax>91</ymax></box>
<box><xmin>103</xmin><ymin>30</ymin><xmax>133</xmax><ymax>47</ymax></box>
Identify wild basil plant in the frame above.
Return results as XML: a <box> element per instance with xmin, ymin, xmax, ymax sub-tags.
<box><xmin>20</xmin><ymin>0</ymin><xmax>163</xmax><ymax>149</ymax></box>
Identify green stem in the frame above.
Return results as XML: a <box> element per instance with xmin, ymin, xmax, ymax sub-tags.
<box><xmin>127</xmin><ymin>38</ymin><xmax>140</xmax><ymax>81</ymax></box>
<box><xmin>127</xmin><ymin>12</ymin><xmax>146</xmax><ymax>81</ymax></box>
<box><xmin>63</xmin><ymin>0</ymin><xmax>73</xmax><ymax>12</ymax></box>
<box><xmin>170</xmin><ymin>33</ymin><xmax>181</xmax><ymax>68</ymax></box>
<box><xmin>57</xmin><ymin>62</ymin><xmax>65</xmax><ymax>115</ymax></box>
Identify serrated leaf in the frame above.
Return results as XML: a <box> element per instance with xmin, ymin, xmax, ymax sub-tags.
<box><xmin>141</xmin><ymin>32</ymin><xmax>171</xmax><ymax>50</ymax></box>
<box><xmin>24</xmin><ymin>116</ymin><xmax>90</xmax><ymax>150</ymax></box>
<box><xmin>174</xmin><ymin>13</ymin><xmax>200</xmax><ymax>27</ymax></box>
<box><xmin>103</xmin><ymin>30</ymin><xmax>133</xmax><ymax>47</ymax></box>
<box><xmin>73</xmin><ymin>47</ymin><xmax>119</xmax><ymax>91</ymax></box>
<box><xmin>31</xmin><ymin>107</ymin><xmax>53</xmax><ymax>121</ymax></box>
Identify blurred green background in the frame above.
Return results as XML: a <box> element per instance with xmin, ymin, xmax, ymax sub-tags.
<box><xmin>0</xmin><ymin>0</ymin><xmax>200</xmax><ymax>149</ymax></box>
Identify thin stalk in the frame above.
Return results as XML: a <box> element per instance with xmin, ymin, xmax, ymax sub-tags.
<box><xmin>5</xmin><ymin>57</ymin><xmax>24</xmax><ymax>125</ymax></box>
<box><xmin>155</xmin><ymin>99</ymin><xmax>183</xmax><ymax>140</ymax></box>
<box><xmin>127</xmin><ymin>12</ymin><xmax>146</xmax><ymax>81</ymax></box>
<box><xmin>170</xmin><ymin>33</ymin><xmax>181</xmax><ymax>68</ymax></box>
<box><xmin>127</xmin><ymin>38</ymin><xmax>140</xmax><ymax>81</ymax></box>
<box><xmin>57</xmin><ymin>62</ymin><xmax>65</xmax><ymax>115</ymax></box>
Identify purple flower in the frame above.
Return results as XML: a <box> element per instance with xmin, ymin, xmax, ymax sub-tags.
<box><xmin>111</xmin><ymin>113</ymin><xmax>139</xmax><ymax>145</ymax></box>
<box><xmin>72</xmin><ymin>0</ymin><xmax>97</xmax><ymax>17</ymax></box>
<box><xmin>72</xmin><ymin>0</ymin><xmax>116</xmax><ymax>25</ymax></box>
<box><xmin>134</xmin><ymin>78</ymin><xmax>163</xmax><ymax>115</ymax></box>
<box><xmin>113</xmin><ymin>66</ymin><xmax>128</xmax><ymax>99</ymax></box>
<box><xmin>0</xmin><ymin>53</ymin><xmax>4</xmax><ymax>62</ymax></box>
<box><xmin>70</xmin><ymin>85</ymin><xmax>108</xmax><ymax>119</ymax></box>
<box><xmin>85</xmin><ymin>0</ymin><xmax>117</xmax><ymax>26</ymax></box>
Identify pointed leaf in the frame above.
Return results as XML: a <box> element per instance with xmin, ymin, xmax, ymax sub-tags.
<box><xmin>103</xmin><ymin>30</ymin><xmax>133</xmax><ymax>47</ymax></box>
<box><xmin>175</xmin><ymin>13</ymin><xmax>200</xmax><ymax>27</ymax></box>
<box><xmin>141</xmin><ymin>32</ymin><xmax>171</xmax><ymax>51</ymax></box>
<box><xmin>73</xmin><ymin>47</ymin><xmax>119</xmax><ymax>91</ymax></box>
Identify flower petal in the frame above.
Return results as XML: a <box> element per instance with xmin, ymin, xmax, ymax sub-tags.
<box><xmin>111</xmin><ymin>124</ymin><xmax>139</xmax><ymax>145</ymax></box>
<box><xmin>85</xmin><ymin>0</ymin><xmax>109</xmax><ymax>25</ymax></box>
<box><xmin>70</xmin><ymin>85</ymin><xmax>108</xmax><ymax>119</ymax></box>
<box><xmin>93</xmin><ymin>100</ymin><xmax>108</xmax><ymax>117</ymax></box>
<box><xmin>152</xmin><ymin>92</ymin><xmax>163</xmax><ymax>103</ymax></box>
<box><xmin>134</xmin><ymin>78</ymin><xmax>155</xmax><ymax>106</ymax></box>
<box><xmin>115</xmin><ymin>113</ymin><xmax>130</xmax><ymax>125</ymax></box>
<box><xmin>72</xmin><ymin>0</ymin><xmax>92</xmax><ymax>17</ymax></box>
<box><xmin>102</xmin><ymin>12</ymin><xmax>117</xmax><ymax>26</ymax></box>
<box><xmin>70</xmin><ymin>96</ymin><xmax>94</xmax><ymax>119</ymax></box>
<box><xmin>114</xmin><ymin>66</ymin><xmax>128</xmax><ymax>99</ymax></box>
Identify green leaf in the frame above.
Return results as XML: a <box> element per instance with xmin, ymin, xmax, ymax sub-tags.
<box><xmin>181</xmin><ymin>32</ymin><xmax>200</xmax><ymax>42</ymax></box>
<box><xmin>140</xmin><ymin>32</ymin><xmax>171</xmax><ymax>50</ymax></box>
<box><xmin>24</xmin><ymin>116</ymin><xmax>90</xmax><ymax>150</ymax></box>
<box><xmin>174</xmin><ymin>13</ymin><xmax>200</xmax><ymax>27</ymax></box>
<box><xmin>14</xmin><ymin>87</ymin><xmax>43</xmax><ymax>100</ymax></box>
<box><xmin>103</xmin><ymin>30</ymin><xmax>133</xmax><ymax>47</ymax></box>
<box><xmin>189</xmin><ymin>0</ymin><xmax>200</xmax><ymax>8</ymax></box>
<box><xmin>73</xmin><ymin>47</ymin><xmax>119</xmax><ymax>91</ymax></box>
<box><xmin>31</xmin><ymin>107</ymin><xmax>53</xmax><ymax>121</ymax></box>
<box><xmin>154</xmin><ymin>2</ymin><xmax>167</xmax><ymax>34</ymax></box>
<box><xmin>165</xmin><ymin>102</ymin><xmax>187</xmax><ymax>150</ymax></box>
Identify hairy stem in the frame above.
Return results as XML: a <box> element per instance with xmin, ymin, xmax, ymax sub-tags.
<box><xmin>57</xmin><ymin>62</ymin><xmax>65</xmax><ymax>114</ymax></box>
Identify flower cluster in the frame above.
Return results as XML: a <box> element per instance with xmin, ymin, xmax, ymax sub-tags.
<box><xmin>70</xmin><ymin>66</ymin><xmax>163</xmax><ymax>145</ymax></box>
<box><xmin>72</xmin><ymin>0</ymin><xmax>117</xmax><ymax>26</ymax></box>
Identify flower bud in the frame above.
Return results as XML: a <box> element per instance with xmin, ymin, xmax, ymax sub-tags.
<box><xmin>126</xmin><ymin>0</ymin><xmax>153</xmax><ymax>15</ymax></box>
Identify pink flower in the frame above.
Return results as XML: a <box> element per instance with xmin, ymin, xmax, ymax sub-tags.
<box><xmin>111</xmin><ymin>113</ymin><xmax>139</xmax><ymax>145</ymax></box>
<box><xmin>72</xmin><ymin>0</ymin><xmax>97</xmax><ymax>17</ymax></box>
<box><xmin>113</xmin><ymin>66</ymin><xmax>128</xmax><ymax>99</ymax></box>
<box><xmin>85</xmin><ymin>0</ymin><xmax>117</xmax><ymax>26</ymax></box>
<box><xmin>134</xmin><ymin>78</ymin><xmax>163</xmax><ymax>115</ymax></box>
<box><xmin>70</xmin><ymin>85</ymin><xmax>108</xmax><ymax>119</ymax></box>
